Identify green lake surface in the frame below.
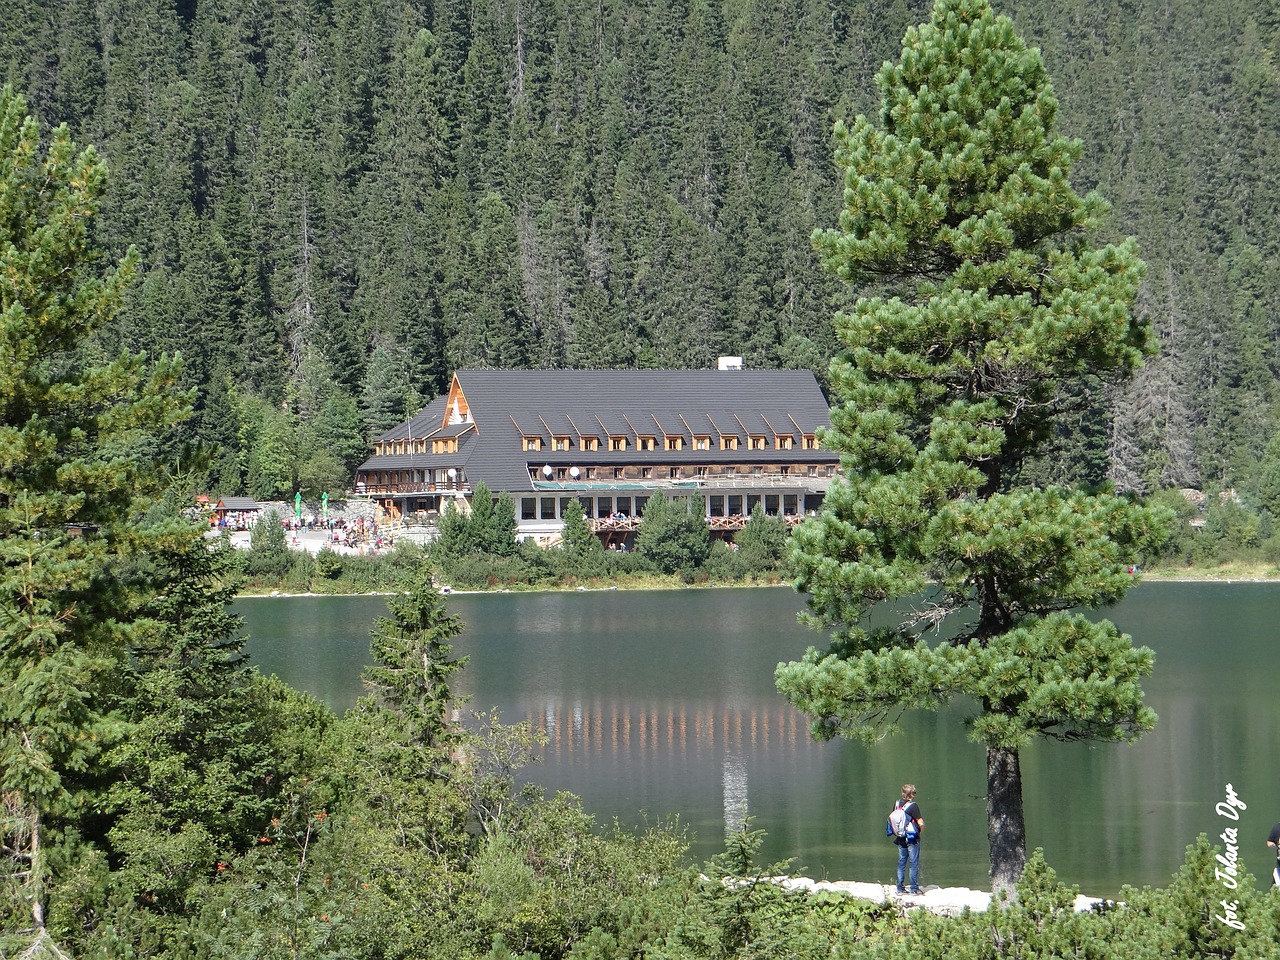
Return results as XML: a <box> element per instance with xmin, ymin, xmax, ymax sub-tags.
<box><xmin>237</xmin><ymin>582</ymin><xmax>1280</xmax><ymax>897</ymax></box>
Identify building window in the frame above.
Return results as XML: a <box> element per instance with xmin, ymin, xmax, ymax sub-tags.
<box><xmin>749</xmin><ymin>435</ymin><xmax>766</xmax><ymax>450</ymax></box>
<box><xmin>523</xmin><ymin>436</ymin><xmax>542</xmax><ymax>451</ymax></box>
<box><xmin>556</xmin><ymin>468</ymin><xmax>569</xmax><ymax>480</ymax></box>
<box><xmin>617</xmin><ymin>497</ymin><xmax>632</xmax><ymax>515</ymax></box>
<box><xmin>610</xmin><ymin>436</ymin><xmax>627</xmax><ymax>451</ymax></box>
<box><xmin>784</xmin><ymin>494</ymin><xmax>798</xmax><ymax>515</ymax></box>
<box><xmin>720</xmin><ymin>435</ymin><xmax>738</xmax><ymax>450</ymax></box>
<box><xmin>581</xmin><ymin>436</ymin><xmax>599</xmax><ymax>451</ymax></box>
<box><xmin>710</xmin><ymin>495</ymin><xmax>725</xmax><ymax>516</ymax></box>
<box><xmin>669</xmin><ymin>467</ymin><xmax>679</xmax><ymax>479</ymax></box>
<box><xmin>431</xmin><ymin>438</ymin><xmax>457</xmax><ymax>454</ymax></box>
<box><xmin>802</xmin><ymin>434</ymin><xmax>819</xmax><ymax>450</ymax></box>
<box><xmin>638</xmin><ymin>436</ymin><xmax>655</xmax><ymax>451</ymax></box>
<box><xmin>540</xmin><ymin>497</ymin><xmax>556</xmax><ymax>519</ymax></box>
<box><xmin>694</xmin><ymin>436</ymin><xmax>710</xmax><ymax>450</ymax></box>
<box><xmin>598</xmin><ymin>496</ymin><xmax>613</xmax><ymax>516</ymax></box>
<box><xmin>776</xmin><ymin>435</ymin><xmax>793</xmax><ymax>450</ymax></box>
<box><xmin>586</xmin><ymin>467</ymin><xmax>598</xmax><ymax>480</ymax></box>
<box><xmin>697</xmin><ymin>466</ymin><xmax>708</xmax><ymax>477</ymax></box>
<box><xmin>665</xmin><ymin>436</ymin><xmax>683</xmax><ymax>451</ymax></box>
<box><xmin>641</xmin><ymin>467</ymin><xmax>652</xmax><ymax>479</ymax></box>
<box><xmin>613</xmin><ymin>467</ymin><xmax>624</xmax><ymax>480</ymax></box>
<box><xmin>521</xmin><ymin>497</ymin><xmax>537</xmax><ymax>520</ymax></box>
<box><xmin>554</xmin><ymin>436</ymin><xmax>571</xmax><ymax>451</ymax></box>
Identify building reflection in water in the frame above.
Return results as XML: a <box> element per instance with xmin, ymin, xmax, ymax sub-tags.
<box><xmin>526</xmin><ymin>700</ymin><xmax>813</xmax><ymax>756</ymax></box>
<box><xmin>520</xmin><ymin>699</ymin><xmax>824</xmax><ymax>840</ymax></box>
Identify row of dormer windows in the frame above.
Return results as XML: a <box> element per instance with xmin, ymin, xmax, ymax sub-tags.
<box><xmin>522</xmin><ymin>433</ymin><xmax>818</xmax><ymax>452</ymax></box>
<box><xmin>374</xmin><ymin>438</ymin><xmax>456</xmax><ymax>456</ymax></box>
<box><xmin>378</xmin><ymin>433</ymin><xmax>819</xmax><ymax>457</ymax></box>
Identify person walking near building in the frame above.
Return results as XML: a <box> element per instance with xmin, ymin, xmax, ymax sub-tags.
<box><xmin>891</xmin><ymin>783</ymin><xmax>924</xmax><ymax>895</ymax></box>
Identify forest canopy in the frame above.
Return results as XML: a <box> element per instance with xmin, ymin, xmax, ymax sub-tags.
<box><xmin>2</xmin><ymin>0</ymin><xmax>1278</xmax><ymax>504</ymax></box>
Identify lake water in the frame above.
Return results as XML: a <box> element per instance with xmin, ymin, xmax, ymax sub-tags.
<box><xmin>238</xmin><ymin>582</ymin><xmax>1280</xmax><ymax>897</ymax></box>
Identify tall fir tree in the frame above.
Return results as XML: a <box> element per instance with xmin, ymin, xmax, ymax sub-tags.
<box><xmin>0</xmin><ymin>86</ymin><xmax>186</xmax><ymax>942</ymax></box>
<box><xmin>775</xmin><ymin>0</ymin><xmax>1173</xmax><ymax>894</ymax></box>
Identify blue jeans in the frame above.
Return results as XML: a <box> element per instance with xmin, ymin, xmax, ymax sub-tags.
<box><xmin>896</xmin><ymin>840</ymin><xmax>921</xmax><ymax>891</ymax></box>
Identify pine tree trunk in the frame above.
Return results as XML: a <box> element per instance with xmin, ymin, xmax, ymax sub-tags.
<box><xmin>986</xmin><ymin>745</ymin><xmax>1027</xmax><ymax>898</ymax></box>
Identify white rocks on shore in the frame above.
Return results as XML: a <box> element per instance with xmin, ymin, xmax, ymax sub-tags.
<box><xmin>770</xmin><ymin>877</ymin><xmax>1107</xmax><ymax>917</ymax></box>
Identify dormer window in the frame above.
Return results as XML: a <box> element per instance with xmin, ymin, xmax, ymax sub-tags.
<box><xmin>638</xmin><ymin>436</ymin><xmax>655</xmax><ymax>452</ymax></box>
<box><xmin>749</xmin><ymin>435</ymin><xmax>766</xmax><ymax>450</ymax></box>
<box><xmin>775</xmin><ymin>435</ymin><xmax>793</xmax><ymax>450</ymax></box>
<box><xmin>581</xmin><ymin>436</ymin><xmax>599</xmax><ymax>452</ymax></box>
<box><xmin>553</xmin><ymin>436</ymin><xmax>571</xmax><ymax>451</ymax></box>
<box><xmin>694</xmin><ymin>436</ymin><xmax>710</xmax><ymax>450</ymax></box>
<box><xmin>665</xmin><ymin>436</ymin><xmax>683</xmax><ymax>451</ymax></box>
<box><xmin>610</xmin><ymin>436</ymin><xmax>627</xmax><ymax>451</ymax></box>
<box><xmin>802</xmin><ymin>434</ymin><xmax>819</xmax><ymax>450</ymax></box>
<box><xmin>720</xmin><ymin>435</ymin><xmax>739</xmax><ymax>451</ymax></box>
<box><xmin>523</xmin><ymin>436</ymin><xmax>543</xmax><ymax>452</ymax></box>
<box><xmin>432</xmin><ymin>438</ymin><xmax>458</xmax><ymax>454</ymax></box>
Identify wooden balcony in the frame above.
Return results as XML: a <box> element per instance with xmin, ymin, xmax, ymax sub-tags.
<box><xmin>355</xmin><ymin>480</ymin><xmax>470</xmax><ymax>496</ymax></box>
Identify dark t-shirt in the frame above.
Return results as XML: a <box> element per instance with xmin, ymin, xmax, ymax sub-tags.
<box><xmin>897</xmin><ymin>800</ymin><xmax>922</xmax><ymax>844</ymax></box>
<box><xmin>1268</xmin><ymin>822</ymin><xmax>1280</xmax><ymax>849</ymax></box>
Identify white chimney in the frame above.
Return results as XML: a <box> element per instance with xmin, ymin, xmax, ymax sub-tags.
<box><xmin>718</xmin><ymin>356</ymin><xmax>743</xmax><ymax>371</ymax></box>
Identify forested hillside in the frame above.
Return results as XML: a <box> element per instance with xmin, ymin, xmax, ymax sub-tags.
<box><xmin>2</xmin><ymin>0</ymin><xmax>1277</xmax><ymax>502</ymax></box>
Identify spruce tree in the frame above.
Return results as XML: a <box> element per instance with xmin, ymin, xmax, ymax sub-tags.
<box><xmin>776</xmin><ymin>0</ymin><xmax>1172</xmax><ymax>894</ymax></box>
<box><xmin>0</xmin><ymin>86</ymin><xmax>186</xmax><ymax>940</ymax></box>
<box><xmin>359</xmin><ymin>565</ymin><xmax>469</xmax><ymax>777</ymax></box>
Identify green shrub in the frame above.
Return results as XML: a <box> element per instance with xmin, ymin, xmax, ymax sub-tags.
<box><xmin>314</xmin><ymin>546</ymin><xmax>343</xmax><ymax>579</ymax></box>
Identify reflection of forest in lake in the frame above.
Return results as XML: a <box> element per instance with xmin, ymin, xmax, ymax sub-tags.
<box><xmin>242</xmin><ymin>583</ymin><xmax>1280</xmax><ymax>897</ymax></box>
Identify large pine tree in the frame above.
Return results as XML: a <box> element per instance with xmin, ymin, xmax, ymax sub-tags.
<box><xmin>776</xmin><ymin>0</ymin><xmax>1172</xmax><ymax>894</ymax></box>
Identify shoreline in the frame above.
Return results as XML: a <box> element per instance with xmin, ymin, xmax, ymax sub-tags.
<box><xmin>233</xmin><ymin>573</ymin><xmax>1280</xmax><ymax>600</ymax></box>
<box><xmin>772</xmin><ymin>876</ymin><xmax>1109</xmax><ymax>916</ymax></box>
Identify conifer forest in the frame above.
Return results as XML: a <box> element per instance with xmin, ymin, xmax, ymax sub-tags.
<box><xmin>6</xmin><ymin>1</ymin><xmax>1280</xmax><ymax>957</ymax></box>
<box><xmin>4</xmin><ymin>0</ymin><xmax>1279</xmax><ymax>503</ymax></box>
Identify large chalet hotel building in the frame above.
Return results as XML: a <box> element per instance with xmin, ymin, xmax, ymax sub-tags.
<box><xmin>354</xmin><ymin>365</ymin><xmax>840</xmax><ymax>544</ymax></box>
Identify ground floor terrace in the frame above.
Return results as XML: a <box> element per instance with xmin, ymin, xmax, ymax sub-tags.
<box><xmin>364</xmin><ymin>475</ymin><xmax>830</xmax><ymax>547</ymax></box>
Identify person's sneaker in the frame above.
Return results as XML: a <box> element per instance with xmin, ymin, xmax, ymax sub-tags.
<box><xmin>908</xmin><ymin>887</ymin><xmax>922</xmax><ymax>895</ymax></box>
<box><xmin>895</xmin><ymin>887</ymin><xmax>906</xmax><ymax>895</ymax></box>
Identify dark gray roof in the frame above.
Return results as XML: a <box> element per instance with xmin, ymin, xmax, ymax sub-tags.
<box><xmin>359</xmin><ymin>368</ymin><xmax>837</xmax><ymax>492</ymax></box>
<box><xmin>216</xmin><ymin>496</ymin><xmax>261</xmax><ymax>510</ymax></box>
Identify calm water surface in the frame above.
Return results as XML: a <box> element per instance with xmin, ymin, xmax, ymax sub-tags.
<box><xmin>238</xmin><ymin>582</ymin><xmax>1280</xmax><ymax>897</ymax></box>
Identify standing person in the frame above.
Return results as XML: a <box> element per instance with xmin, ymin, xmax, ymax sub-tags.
<box><xmin>892</xmin><ymin>783</ymin><xmax>924</xmax><ymax>895</ymax></box>
<box><xmin>1267</xmin><ymin>822</ymin><xmax>1280</xmax><ymax>886</ymax></box>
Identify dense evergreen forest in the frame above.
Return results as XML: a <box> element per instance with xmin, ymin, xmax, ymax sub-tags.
<box><xmin>8</xmin><ymin>1</ymin><xmax>1280</xmax><ymax>954</ymax></box>
<box><xmin>2</xmin><ymin>0</ymin><xmax>1278</xmax><ymax>503</ymax></box>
